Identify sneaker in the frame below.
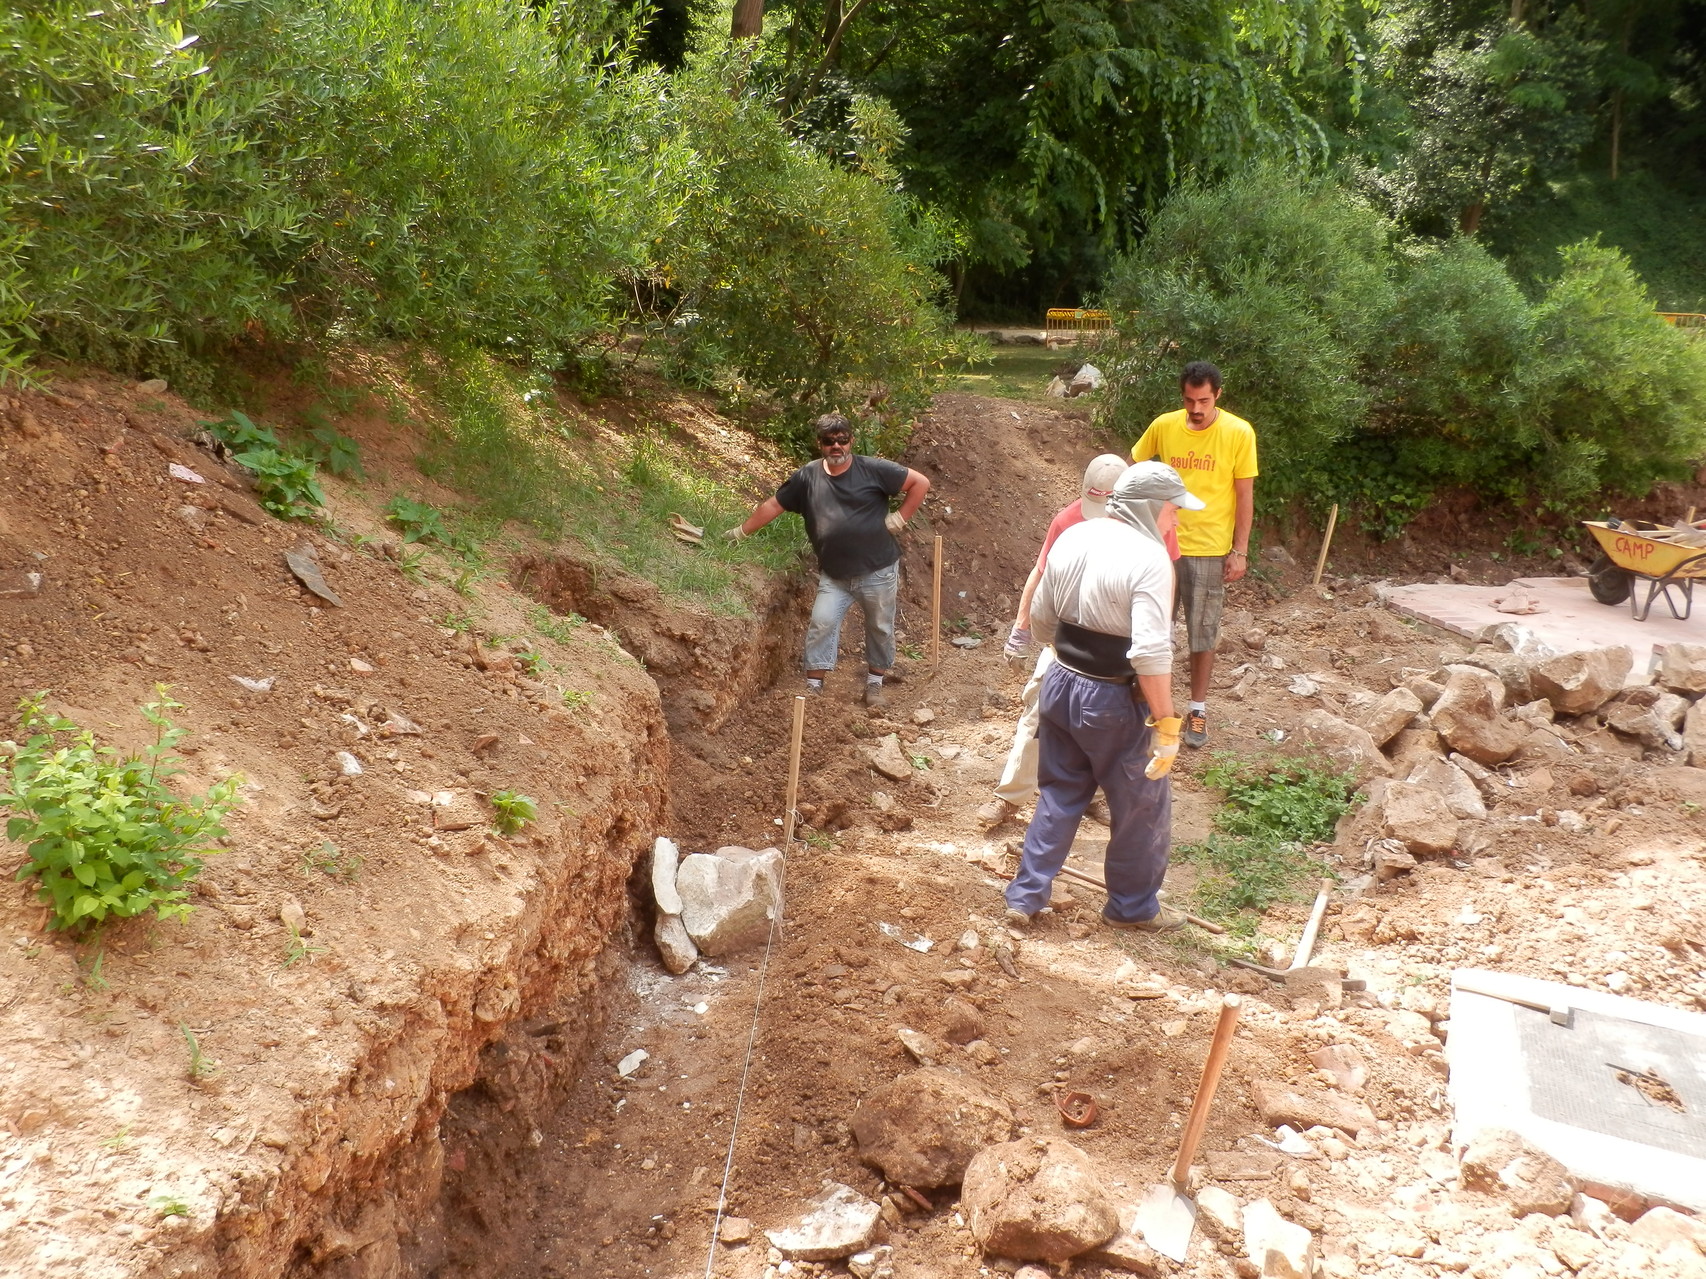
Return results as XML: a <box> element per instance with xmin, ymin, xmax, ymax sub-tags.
<box><xmin>1003</xmin><ymin>907</ymin><xmax>1034</xmax><ymax>930</ymax></box>
<box><xmin>1183</xmin><ymin>708</ymin><xmax>1208</xmax><ymax>749</ymax></box>
<box><xmin>1101</xmin><ymin>903</ymin><xmax>1187</xmax><ymax>933</ymax></box>
<box><xmin>975</xmin><ymin>796</ymin><xmax>1019</xmax><ymax>829</ymax></box>
<box><xmin>803</xmin><ymin>680</ymin><xmax>824</xmax><ymax>697</ymax></box>
<box><xmin>864</xmin><ymin>682</ymin><xmax>889</xmax><ymax>711</ymax></box>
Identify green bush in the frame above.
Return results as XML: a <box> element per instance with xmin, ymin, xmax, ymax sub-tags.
<box><xmin>1</xmin><ymin>688</ymin><xmax>237</xmax><ymax>934</ymax></box>
<box><xmin>1100</xmin><ymin>172</ymin><xmax>1394</xmax><ymax>486</ymax></box>
<box><xmin>1101</xmin><ymin>169</ymin><xmax>1706</xmax><ymax>528</ymax></box>
<box><xmin>653</xmin><ymin>54</ymin><xmax>961</xmax><ymax>442</ymax></box>
<box><xmin>0</xmin><ymin>1</ymin><xmax>675</xmax><ymax>382</ymax></box>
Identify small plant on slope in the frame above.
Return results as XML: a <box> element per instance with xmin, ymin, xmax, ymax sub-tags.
<box><xmin>1</xmin><ymin>688</ymin><xmax>238</xmax><ymax>934</ymax></box>
<box><xmin>489</xmin><ymin>790</ymin><xmax>537</xmax><ymax>836</ymax></box>
<box><xmin>204</xmin><ymin>411</ymin><xmax>326</xmax><ymax>519</ymax></box>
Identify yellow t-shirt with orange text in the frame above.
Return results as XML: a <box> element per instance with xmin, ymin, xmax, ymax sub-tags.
<box><xmin>1130</xmin><ymin>408</ymin><xmax>1258</xmax><ymax>557</ymax></box>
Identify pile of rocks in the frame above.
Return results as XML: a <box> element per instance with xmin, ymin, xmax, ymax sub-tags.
<box><xmin>649</xmin><ymin>837</ymin><xmax>784</xmax><ymax>973</ymax></box>
<box><xmin>1290</xmin><ymin>639</ymin><xmax>1706</xmax><ymax>871</ymax></box>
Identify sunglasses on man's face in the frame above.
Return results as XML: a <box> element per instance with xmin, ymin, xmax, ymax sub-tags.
<box><xmin>821</xmin><ymin>435</ymin><xmax>852</xmax><ymax>447</ymax></box>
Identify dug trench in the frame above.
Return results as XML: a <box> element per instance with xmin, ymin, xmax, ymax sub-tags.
<box><xmin>5</xmin><ymin>378</ymin><xmax>1706</xmax><ymax>1279</ymax></box>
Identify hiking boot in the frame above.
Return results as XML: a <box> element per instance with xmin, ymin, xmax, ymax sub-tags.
<box><xmin>1183</xmin><ymin>708</ymin><xmax>1209</xmax><ymax>749</ymax></box>
<box><xmin>1101</xmin><ymin>903</ymin><xmax>1187</xmax><ymax>933</ymax></box>
<box><xmin>975</xmin><ymin>796</ymin><xmax>1019</xmax><ymax>829</ymax></box>
<box><xmin>1003</xmin><ymin>907</ymin><xmax>1034</xmax><ymax>930</ymax></box>
<box><xmin>863</xmin><ymin>682</ymin><xmax>889</xmax><ymax>711</ymax></box>
<box><xmin>1084</xmin><ymin>796</ymin><xmax>1111</xmax><ymax>826</ymax></box>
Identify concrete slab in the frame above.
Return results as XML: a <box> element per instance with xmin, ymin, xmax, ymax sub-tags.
<box><xmin>1447</xmin><ymin>969</ymin><xmax>1706</xmax><ymax>1212</ymax></box>
<box><xmin>1384</xmin><ymin>576</ymin><xmax>1704</xmax><ymax>669</ymax></box>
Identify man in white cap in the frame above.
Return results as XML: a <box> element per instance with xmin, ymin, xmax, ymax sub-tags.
<box><xmin>976</xmin><ymin>454</ymin><xmax>1130</xmax><ymax>828</ymax></box>
<box><xmin>979</xmin><ymin>454</ymin><xmax>1182</xmax><ymax>829</ymax></box>
<box><xmin>1003</xmin><ymin>461</ymin><xmax>1205</xmax><ymax>932</ymax></box>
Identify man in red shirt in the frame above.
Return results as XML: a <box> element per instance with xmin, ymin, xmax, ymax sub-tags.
<box><xmin>977</xmin><ymin>455</ymin><xmax>1180</xmax><ymax>828</ymax></box>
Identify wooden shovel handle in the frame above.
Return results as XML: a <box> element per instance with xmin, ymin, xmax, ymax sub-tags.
<box><xmin>1171</xmin><ymin>994</ymin><xmax>1242</xmax><ymax>1186</ymax></box>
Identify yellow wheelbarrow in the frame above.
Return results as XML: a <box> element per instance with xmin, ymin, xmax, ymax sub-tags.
<box><xmin>1583</xmin><ymin>519</ymin><xmax>1706</xmax><ymax>621</ymax></box>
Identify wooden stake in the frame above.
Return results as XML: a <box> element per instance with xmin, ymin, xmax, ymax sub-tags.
<box><xmin>781</xmin><ymin>695</ymin><xmax>806</xmax><ymax>847</ymax></box>
<box><xmin>1311</xmin><ymin>503</ymin><xmax>1340</xmax><ymax>588</ymax></box>
<box><xmin>1288</xmin><ymin>878</ymin><xmax>1333</xmax><ymax>970</ymax></box>
<box><xmin>931</xmin><ymin>534</ymin><xmax>944</xmax><ymax>664</ymax></box>
<box><xmin>1688</xmin><ymin>506</ymin><xmax>1698</xmax><ymax>526</ymax></box>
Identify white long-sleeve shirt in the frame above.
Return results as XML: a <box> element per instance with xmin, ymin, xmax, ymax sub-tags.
<box><xmin>1030</xmin><ymin>518</ymin><xmax>1175</xmax><ymax>677</ymax></box>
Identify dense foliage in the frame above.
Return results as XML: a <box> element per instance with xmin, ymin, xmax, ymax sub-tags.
<box><xmin>0</xmin><ymin>0</ymin><xmax>954</xmax><ymax>430</ymax></box>
<box><xmin>1102</xmin><ymin>170</ymin><xmax>1706</xmax><ymax>528</ymax></box>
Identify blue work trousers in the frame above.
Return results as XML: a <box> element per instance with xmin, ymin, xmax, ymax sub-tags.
<box><xmin>1004</xmin><ymin>663</ymin><xmax>1172</xmax><ymax>923</ymax></box>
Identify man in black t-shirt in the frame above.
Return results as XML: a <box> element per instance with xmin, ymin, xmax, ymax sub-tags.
<box><xmin>727</xmin><ymin>414</ymin><xmax>932</xmax><ymax>710</ymax></box>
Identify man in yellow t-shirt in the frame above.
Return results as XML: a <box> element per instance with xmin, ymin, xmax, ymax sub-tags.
<box><xmin>1130</xmin><ymin>361</ymin><xmax>1257</xmax><ymax>749</ymax></box>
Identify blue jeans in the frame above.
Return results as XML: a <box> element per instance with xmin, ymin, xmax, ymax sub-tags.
<box><xmin>803</xmin><ymin>562</ymin><xmax>898</xmax><ymax>672</ymax></box>
<box><xmin>1004</xmin><ymin>663</ymin><xmax>1173</xmax><ymax>922</ymax></box>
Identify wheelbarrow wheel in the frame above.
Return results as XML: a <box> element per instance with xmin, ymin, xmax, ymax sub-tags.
<box><xmin>1588</xmin><ymin>554</ymin><xmax>1633</xmax><ymax>605</ymax></box>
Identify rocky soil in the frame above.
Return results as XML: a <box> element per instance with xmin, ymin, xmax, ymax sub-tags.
<box><xmin>4</xmin><ymin>377</ymin><xmax>1706</xmax><ymax>1279</ymax></box>
<box><xmin>479</xmin><ymin>397</ymin><xmax>1706</xmax><ymax>1279</ymax></box>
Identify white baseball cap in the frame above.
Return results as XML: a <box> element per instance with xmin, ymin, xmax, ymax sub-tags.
<box><xmin>1080</xmin><ymin>454</ymin><xmax>1129</xmax><ymax>518</ymax></box>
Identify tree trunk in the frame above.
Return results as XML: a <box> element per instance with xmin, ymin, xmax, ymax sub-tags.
<box><xmin>731</xmin><ymin>0</ymin><xmax>763</xmax><ymax>39</ymax></box>
<box><xmin>1460</xmin><ymin>148</ymin><xmax>1497</xmax><ymax>235</ymax></box>
<box><xmin>1611</xmin><ymin>90</ymin><xmax>1623</xmax><ymax>180</ymax></box>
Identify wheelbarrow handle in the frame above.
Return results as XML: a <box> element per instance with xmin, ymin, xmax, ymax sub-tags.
<box><xmin>1171</xmin><ymin>994</ymin><xmax>1243</xmax><ymax>1186</ymax></box>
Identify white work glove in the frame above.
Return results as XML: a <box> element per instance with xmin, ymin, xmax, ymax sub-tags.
<box><xmin>884</xmin><ymin>511</ymin><xmax>906</xmax><ymax>535</ymax></box>
<box><xmin>1145</xmin><ymin>715</ymin><xmax>1182</xmax><ymax>780</ymax></box>
<box><xmin>723</xmin><ymin>524</ymin><xmax>748</xmax><ymax>542</ymax></box>
<box><xmin>1004</xmin><ymin>624</ymin><xmax>1033</xmax><ymax>672</ymax></box>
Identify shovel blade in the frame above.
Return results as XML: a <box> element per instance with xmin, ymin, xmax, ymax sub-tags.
<box><xmin>1132</xmin><ymin>1181</ymin><xmax>1196</xmax><ymax>1263</ymax></box>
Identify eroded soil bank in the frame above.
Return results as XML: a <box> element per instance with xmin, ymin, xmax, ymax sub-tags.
<box><xmin>0</xmin><ymin>372</ymin><xmax>806</xmax><ymax>1279</ymax></box>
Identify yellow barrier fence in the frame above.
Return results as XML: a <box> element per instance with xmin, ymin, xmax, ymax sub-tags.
<box><xmin>1045</xmin><ymin>307</ymin><xmax>1112</xmax><ymax>333</ymax></box>
<box><xmin>1658</xmin><ymin>312</ymin><xmax>1706</xmax><ymax>328</ymax></box>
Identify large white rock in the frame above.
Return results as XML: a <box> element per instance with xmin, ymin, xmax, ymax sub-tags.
<box><xmin>651</xmin><ymin>836</ymin><xmax>683</xmax><ymax>915</ymax></box>
<box><xmin>1241</xmin><ymin>1198</ymin><xmax>1316</xmax><ymax>1279</ymax></box>
<box><xmin>676</xmin><ymin>846</ymin><xmax>784</xmax><ymax>956</ymax></box>
<box><xmin>1529</xmin><ymin>646</ymin><xmax>1633</xmax><ymax>715</ymax></box>
<box><xmin>767</xmin><ymin>1182</ymin><xmax>881</xmax><ymax>1261</ymax></box>
<box><xmin>1362</xmin><ymin>687</ymin><xmax>1424</xmax><ymax>747</ymax></box>
<box><xmin>963</xmin><ymin>1139</ymin><xmax>1119</xmax><ymax>1262</ymax></box>
<box><xmin>1406</xmin><ymin>757</ymin><xmax>1487</xmax><ymax>820</ymax></box>
<box><xmin>1659</xmin><ymin>642</ymin><xmax>1706</xmax><ymax>694</ymax></box>
<box><xmin>654</xmin><ymin>912</ymin><xmax>697</xmax><ymax>974</ymax></box>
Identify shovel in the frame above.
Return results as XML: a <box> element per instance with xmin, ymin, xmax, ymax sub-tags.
<box><xmin>1133</xmin><ymin>993</ymin><xmax>1243</xmax><ymax>1262</ymax></box>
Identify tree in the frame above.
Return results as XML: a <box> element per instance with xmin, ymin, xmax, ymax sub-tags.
<box><xmin>748</xmin><ymin>0</ymin><xmax>1367</xmax><ymax>307</ymax></box>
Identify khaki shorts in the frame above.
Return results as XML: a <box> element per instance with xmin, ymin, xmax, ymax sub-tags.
<box><xmin>1174</xmin><ymin>555</ymin><xmax>1226</xmax><ymax>654</ymax></box>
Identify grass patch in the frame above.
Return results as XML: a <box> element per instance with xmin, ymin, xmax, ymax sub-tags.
<box><xmin>1178</xmin><ymin>752</ymin><xmax>1357</xmax><ymax>936</ymax></box>
<box><xmin>410</xmin><ymin>347</ymin><xmax>807</xmax><ymax>615</ymax></box>
<box><xmin>945</xmin><ymin>345</ymin><xmax>1098</xmax><ymax>403</ymax></box>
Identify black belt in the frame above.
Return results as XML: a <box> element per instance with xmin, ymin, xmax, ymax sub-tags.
<box><xmin>1052</xmin><ymin>657</ymin><xmax>1135</xmax><ymax>685</ymax></box>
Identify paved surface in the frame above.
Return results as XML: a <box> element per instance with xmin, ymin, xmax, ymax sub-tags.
<box><xmin>1383</xmin><ymin>576</ymin><xmax>1704</xmax><ymax>669</ymax></box>
<box><xmin>1448</xmin><ymin>969</ymin><xmax>1706</xmax><ymax>1212</ymax></box>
